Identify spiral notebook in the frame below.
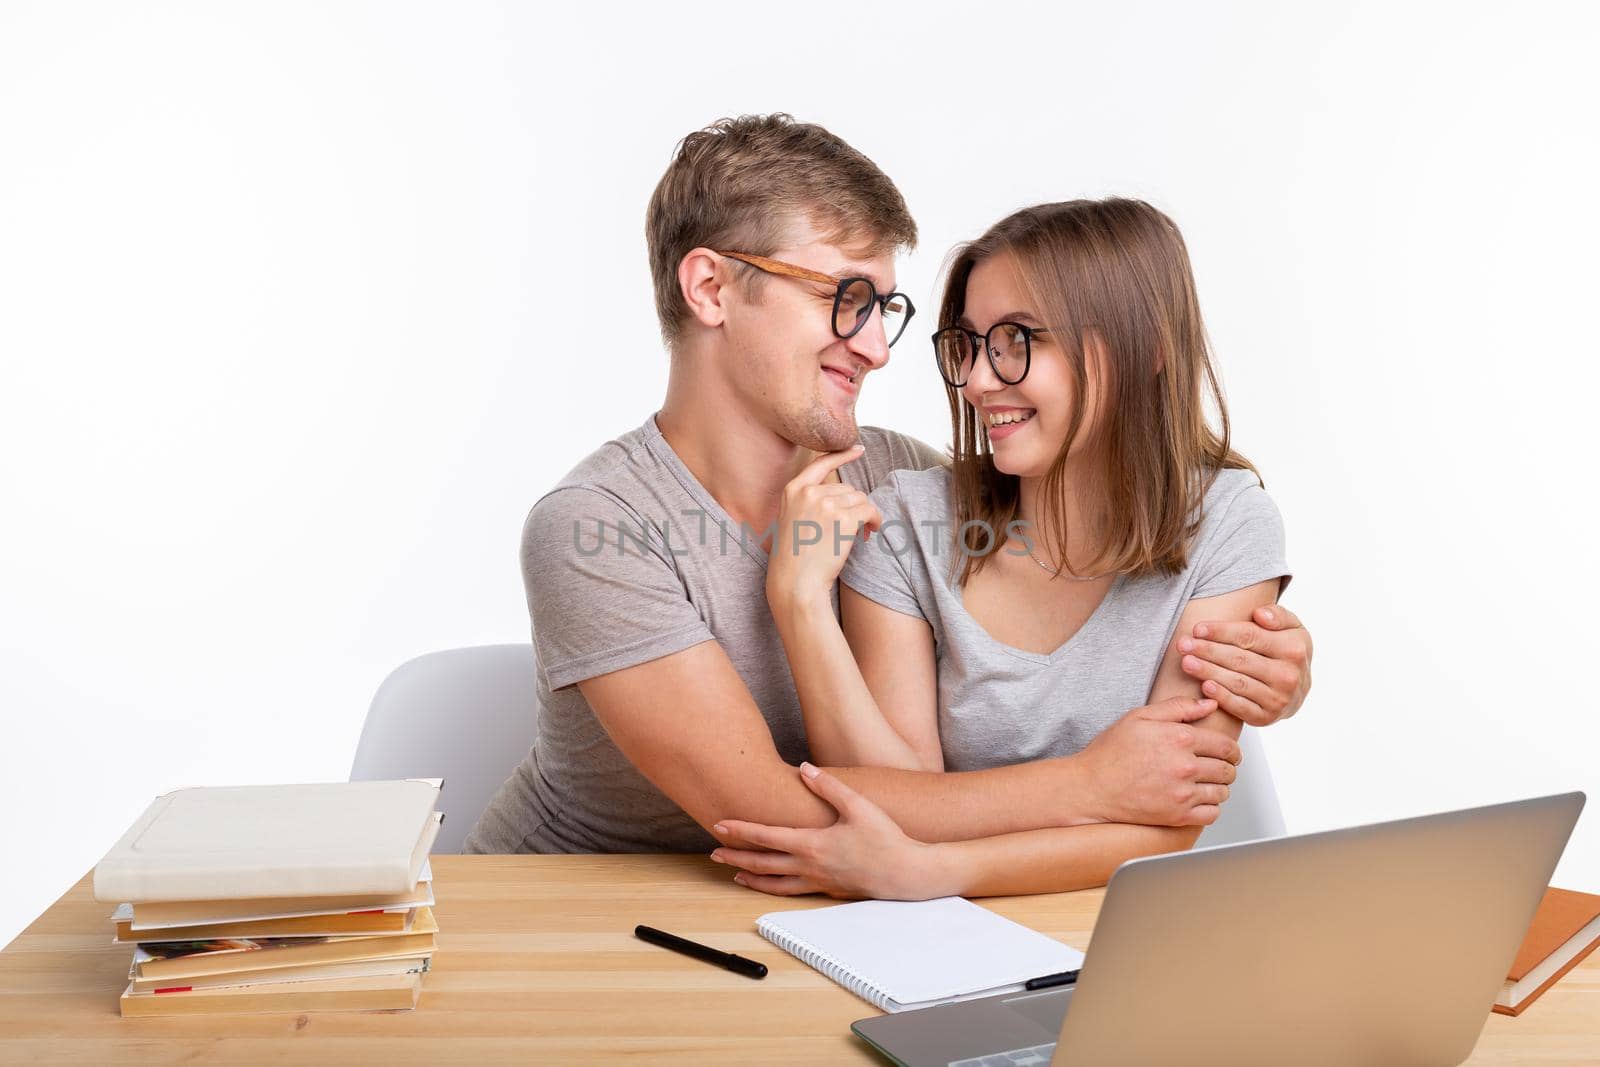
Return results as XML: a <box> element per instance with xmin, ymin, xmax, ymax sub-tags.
<box><xmin>756</xmin><ymin>896</ymin><xmax>1085</xmax><ymax>1013</ymax></box>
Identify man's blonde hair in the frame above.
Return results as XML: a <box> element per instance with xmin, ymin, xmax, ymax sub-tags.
<box><xmin>645</xmin><ymin>114</ymin><xmax>917</xmax><ymax>347</ymax></box>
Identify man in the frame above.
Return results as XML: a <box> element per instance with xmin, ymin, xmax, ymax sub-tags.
<box><xmin>464</xmin><ymin>114</ymin><xmax>1312</xmax><ymax>861</ymax></box>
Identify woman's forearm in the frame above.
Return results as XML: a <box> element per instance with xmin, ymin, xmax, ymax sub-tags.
<box><xmin>915</xmin><ymin>822</ymin><xmax>1202</xmax><ymax>898</ymax></box>
<box><xmin>772</xmin><ymin>594</ymin><xmax>933</xmax><ymax>770</ymax></box>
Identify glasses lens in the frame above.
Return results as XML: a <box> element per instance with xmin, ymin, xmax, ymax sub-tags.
<box><xmin>834</xmin><ymin>279</ymin><xmax>876</xmax><ymax>339</ymax></box>
<box><xmin>935</xmin><ymin>329</ymin><xmax>975</xmax><ymax>385</ymax></box>
<box><xmin>988</xmin><ymin>323</ymin><xmax>1030</xmax><ymax>383</ymax></box>
<box><xmin>880</xmin><ymin>293</ymin><xmax>911</xmax><ymax>347</ymax></box>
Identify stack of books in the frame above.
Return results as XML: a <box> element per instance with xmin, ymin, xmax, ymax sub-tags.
<box><xmin>93</xmin><ymin>778</ymin><xmax>443</xmax><ymax>1018</ymax></box>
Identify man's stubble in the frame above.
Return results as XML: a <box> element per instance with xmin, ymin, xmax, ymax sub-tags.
<box><xmin>774</xmin><ymin>380</ymin><xmax>860</xmax><ymax>455</ymax></box>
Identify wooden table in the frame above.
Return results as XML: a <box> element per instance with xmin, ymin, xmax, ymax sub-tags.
<box><xmin>1</xmin><ymin>855</ymin><xmax>1596</xmax><ymax>1063</ymax></box>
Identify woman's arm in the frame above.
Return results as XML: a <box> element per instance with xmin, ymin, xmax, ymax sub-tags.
<box><xmin>763</xmin><ymin>450</ymin><xmax>943</xmax><ymax>772</ymax></box>
<box><xmin>908</xmin><ymin>579</ymin><xmax>1273</xmax><ymax>896</ymax></box>
<box><xmin>716</xmin><ymin>579</ymin><xmax>1280</xmax><ymax>900</ymax></box>
<box><xmin>771</xmin><ymin>584</ymin><xmax>942</xmax><ymax>771</ymax></box>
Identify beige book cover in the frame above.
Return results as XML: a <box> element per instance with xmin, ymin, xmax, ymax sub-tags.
<box><xmin>133</xmin><ymin>908</ymin><xmax>438</xmax><ymax>980</ymax></box>
<box><xmin>119</xmin><ymin>971</ymin><xmax>423</xmax><ymax>1017</ymax></box>
<box><xmin>130</xmin><ymin>953</ymin><xmax>431</xmax><ymax>993</ymax></box>
<box><xmin>93</xmin><ymin>779</ymin><xmax>442</xmax><ymax>902</ymax></box>
<box><xmin>126</xmin><ymin>860</ymin><xmax>433</xmax><ymax>928</ymax></box>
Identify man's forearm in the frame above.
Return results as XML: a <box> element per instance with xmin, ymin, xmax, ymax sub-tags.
<box><xmin>582</xmin><ymin>641</ymin><xmax>1111</xmax><ymax>844</ymax></box>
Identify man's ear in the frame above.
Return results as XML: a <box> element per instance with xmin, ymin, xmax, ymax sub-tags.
<box><xmin>678</xmin><ymin>248</ymin><xmax>727</xmax><ymax>330</ymax></box>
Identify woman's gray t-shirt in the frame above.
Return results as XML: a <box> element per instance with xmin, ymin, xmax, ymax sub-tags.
<box><xmin>838</xmin><ymin>467</ymin><xmax>1291</xmax><ymax>772</ymax></box>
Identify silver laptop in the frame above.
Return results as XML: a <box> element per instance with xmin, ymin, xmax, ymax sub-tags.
<box><xmin>853</xmin><ymin>792</ymin><xmax>1584</xmax><ymax>1067</ymax></box>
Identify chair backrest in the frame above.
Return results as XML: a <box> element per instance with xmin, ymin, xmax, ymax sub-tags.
<box><xmin>1194</xmin><ymin>726</ymin><xmax>1286</xmax><ymax>848</ymax></box>
<box><xmin>350</xmin><ymin>644</ymin><xmax>539</xmax><ymax>854</ymax></box>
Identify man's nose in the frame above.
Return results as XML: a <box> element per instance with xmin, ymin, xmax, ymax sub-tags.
<box><xmin>844</xmin><ymin>306</ymin><xmax>891</xmax><ymax>369</ymax></box>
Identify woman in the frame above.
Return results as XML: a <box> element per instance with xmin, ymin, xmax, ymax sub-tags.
<box><xmin>709</xmin><ymin>198</ymin><xmax>1292</xmax><ymax>899</ymax></box>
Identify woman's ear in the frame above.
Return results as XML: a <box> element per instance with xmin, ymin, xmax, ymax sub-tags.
<box><xmin>677</xmin><ymin>248</ymin><xmax>727</xmax><ymax>330</ymax></box>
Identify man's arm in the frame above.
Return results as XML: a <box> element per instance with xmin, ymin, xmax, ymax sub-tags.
<box><xmin>529</xmin><ymin>477</ymin><xmax>1237</xmax><ymax>846</ymax></box>
<box><xmin>708</xmin><ymin>579</ymin><xmax>1277</xmax><ymax>898</ymax></box>
<box><xmin>576</xmin><ymin>638</ymin><xmax>1233</xmax><ymax>843</ymax></box>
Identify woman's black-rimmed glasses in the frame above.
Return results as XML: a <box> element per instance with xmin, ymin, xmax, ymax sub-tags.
<box><xmin>933</xmin><ymin>322</ymin><xmax>1051</xmax><ymax>386</ymax></box>
<box><xmin>717</xmin><ymin>250</ymin><xmax>915</xmax><ymax>347</ymax></box>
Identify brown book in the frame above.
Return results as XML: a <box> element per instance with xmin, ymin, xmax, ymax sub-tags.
<box><xmin>119</xmin><ymin>971</ymin><xmax>423</xmax><ymax>1017</ymax></box>
<box><xmin>1493</xmin><ymin>886</ymin><xmax>1600</xmax><ymax>1017</ymax></box>
<box><xmin>133</xmin><ymin>908</ymin><xmax>438</xmax><ymax>980</ymax></box>
<box><xmin>116</xmin><ymin>907</ymin><xmax>415</xmax><ymax>942</ymax></box>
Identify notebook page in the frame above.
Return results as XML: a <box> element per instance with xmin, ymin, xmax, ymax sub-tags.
<box><xmin>757</xmin><ymin>897</ymin><xmax>1084</xmax><ymax>1011</ymax></box>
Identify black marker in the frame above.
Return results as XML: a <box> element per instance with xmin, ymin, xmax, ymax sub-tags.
<box><xmin>634</xmin><ymin>924</ymin><xmax>768</xmax><ymax>979</ymax></box>
<box><xmin>1024</xmin><ymin>968</ymin><xmax>1080</xmax><ymax>991</ymax></box>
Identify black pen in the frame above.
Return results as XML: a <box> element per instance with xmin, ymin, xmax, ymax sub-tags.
<box><xmin>1024</xmin><ymin>968</ymin><xmax>1080</xmax><ymax>991</ymax></box>
<box><xmin>634</xmin><ymin>924</ymin><xmax>768</xmax><ymax>979</ymax></box>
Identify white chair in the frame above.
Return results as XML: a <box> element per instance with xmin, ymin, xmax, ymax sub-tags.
<box><xmin>350</xmin><ymin>644</ymin><xmax>539</xmax><ymax>854</ymax></box>
<box><xmin>1194</xmin><ymin>726</ymin><xmax>1287</xmax><ymax>848</ymax></box>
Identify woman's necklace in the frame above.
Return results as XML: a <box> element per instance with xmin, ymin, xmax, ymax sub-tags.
<box><xmin>1025</xmin><ymin>543</ymin><xmax>1109</xmax><ymax>582</ymax></box>
<box><xmin>1015</xmin><ymin>499</ymin><xmax>1109</xmax><ymax>581</ymax></box>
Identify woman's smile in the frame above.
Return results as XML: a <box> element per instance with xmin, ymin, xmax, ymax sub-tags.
<box><xmin>984</xmin><ymin>404</ymin><xmax>1037</xmax><ymax>440</ymax></box>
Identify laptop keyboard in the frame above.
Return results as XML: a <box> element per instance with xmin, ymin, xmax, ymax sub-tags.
<box><xmin>948</xmin><ymin>1043</ymin><xmax>1056</xmax><ymax>1067</ymax></box>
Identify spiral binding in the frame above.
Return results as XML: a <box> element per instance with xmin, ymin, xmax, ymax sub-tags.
<box><xmin>757</xmin><ymin>917</ymin><xmax>898</xmax><ymax>1012</ymax></box>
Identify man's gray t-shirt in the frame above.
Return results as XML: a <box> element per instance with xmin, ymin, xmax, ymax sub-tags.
<box><xmin>463</xmin><ymin>413</ymin><xmax>946</xmax><ymax>855</ymax></box>
<box><xmin>837</xmin><ymin>466</ymin><xmax>1291</xmax><ymax>771</ymax></box>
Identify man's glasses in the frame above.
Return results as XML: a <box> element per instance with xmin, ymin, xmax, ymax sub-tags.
<box><xmin>717</xmin><ymin>251</ymin><xmax>915</xmax><ymax>347</ymax></box>
<box><xmin>932</xmin><ymin>322</ymin><xmax>1051</xmax><ymax>386</ymax></box>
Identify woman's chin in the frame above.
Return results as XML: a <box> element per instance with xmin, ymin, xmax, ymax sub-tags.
<box><xmin>989</xmin><ymin>449</ymin><xmax>1043</xmax><ymax>478</ymax></box>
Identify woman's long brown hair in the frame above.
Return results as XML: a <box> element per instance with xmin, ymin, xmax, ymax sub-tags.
<box><xmin>945</xmin><ymin>198</ymin><xmax>1258</xmax><ymax>585</ymax></box>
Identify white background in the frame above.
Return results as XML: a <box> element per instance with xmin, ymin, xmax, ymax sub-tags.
<box><xmin>2</xmin><ymin>1</ymin><xmax>1597</xmax><ymax>948</ymax></box>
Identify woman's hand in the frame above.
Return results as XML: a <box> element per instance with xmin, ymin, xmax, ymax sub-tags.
<box><xmin>709</xmin><ymin>763</ymin><xmax>950</xmax><ymax>900</ymax></box>
<box><xmin>764</xmin><ymin>446</ymin><xmax>882</xmax><ymax>615</ymax></box>
<box><xmin>1178</xmin><ymin>604</ymin><xmax>1313</xmax><ymax>726</ymax></box>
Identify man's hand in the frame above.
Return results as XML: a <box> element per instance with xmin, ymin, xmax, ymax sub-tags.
<box><xmin>1075</xmin><ymin>696</ymin><xmax>1240</xmax><ymax>827</ymax></box>
<box><xmin>1178</xmin><ymin>604</ymin><xmax>1313</xmax><ymax>727</ymax></box>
